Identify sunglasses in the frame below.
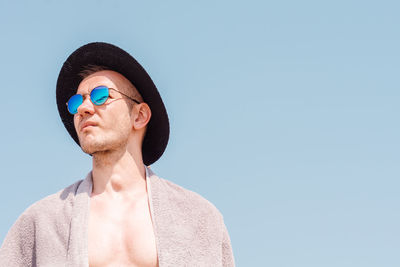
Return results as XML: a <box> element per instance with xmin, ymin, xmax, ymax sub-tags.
<box><xmin>66</xmin><ymin>85</ymin><xmax>141</xmax><ymax>114</ymax></box>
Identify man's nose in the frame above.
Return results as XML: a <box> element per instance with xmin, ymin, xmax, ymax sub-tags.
<box><xmin>76</xmin><ymin>95</ymin><xmax>95</xmax><ymax>115</ymax></box>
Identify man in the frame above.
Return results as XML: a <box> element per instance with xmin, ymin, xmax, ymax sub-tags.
<box><xmin>0</xmin><ymin>42</ymin><xmax>235</xmax><ymax>266</ymax></box>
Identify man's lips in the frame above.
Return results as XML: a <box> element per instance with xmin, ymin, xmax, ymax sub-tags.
<box><xmin>80</xmin><ymin>121</ymin><xmax>98</xmax><ymax>131</ymax></box>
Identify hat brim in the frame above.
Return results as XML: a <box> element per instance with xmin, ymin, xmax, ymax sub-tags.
<box><xmin>56</xmin><ymin>42</ymin><xmax>169</xmax><ymax>166</ymax></box>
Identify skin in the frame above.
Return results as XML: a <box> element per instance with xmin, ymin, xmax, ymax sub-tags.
<box><xmin>74</xmin><ymin>70</ymin><xmax>159</xmax><ymax>267</ymax></box>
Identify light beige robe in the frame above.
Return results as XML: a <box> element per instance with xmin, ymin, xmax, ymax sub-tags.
<box><xmin>0</xmin><ymin>166</ymin><xmax>235</xmax><ymax>266</ymax></box>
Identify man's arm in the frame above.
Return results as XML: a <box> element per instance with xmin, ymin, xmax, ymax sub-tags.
<box><xmin>221</xmin><ymin>218</ymin><xmax>235</xmax><ymax>267</ymax></box>
<box><xmin>0</xmin><ymin>211</ymin><xmax>35</xmax><ymax>267</ymax></box>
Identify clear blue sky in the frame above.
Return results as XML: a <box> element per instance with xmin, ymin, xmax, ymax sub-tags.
<box><xmin>1</xmin><ymin>1</ymin><xmax>399</xmax><ymax>266</ymax></box>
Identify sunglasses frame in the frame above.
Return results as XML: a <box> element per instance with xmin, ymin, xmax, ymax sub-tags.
<box><xmin>66</xmin><ymin>85</ymin><xmax>141</xmax><ymax>114</ymax></box>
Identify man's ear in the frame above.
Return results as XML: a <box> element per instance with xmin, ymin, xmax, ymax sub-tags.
<box><xmin>132</xmin><ymin>103</ymin><xmax>151</xmax><ymax>130</ymax></box>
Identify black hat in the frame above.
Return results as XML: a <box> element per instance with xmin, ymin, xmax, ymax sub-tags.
<box><xmin>56</xmin><ymin>42</ymin><xmax>169</xmax><ymax>166</ymax></box>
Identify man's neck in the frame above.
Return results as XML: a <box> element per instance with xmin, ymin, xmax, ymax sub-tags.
<box><xmin>90</xmin><ymin>149</ymin><xmax>147</xmax><ymax>201</ymax></box>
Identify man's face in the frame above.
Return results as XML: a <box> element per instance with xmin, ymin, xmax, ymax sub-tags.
<box><xmin>73</xmin><ymin>70</ymin><xmax>138</xmax><ymax>155</ymax></box>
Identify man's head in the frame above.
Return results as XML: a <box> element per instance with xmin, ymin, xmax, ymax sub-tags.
<box><xmin>56</xmin><ymin>42</ymin><xmax>170</xmax><ymax>165</ymax></box>
<box><xmin>73</xmin><ymin>67</ymin><xmax>151</xmax><ymax>157</ymax></box>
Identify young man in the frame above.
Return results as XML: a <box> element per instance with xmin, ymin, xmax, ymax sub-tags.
<box><xmin>0</xmin><ymin>42</ymin><xmax>235</xmax><ymax>266</ymax></box>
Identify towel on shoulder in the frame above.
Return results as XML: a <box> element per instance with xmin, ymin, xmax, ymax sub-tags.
<box><xmin>0</xmin><ymin>167</ymin><xmax>235</xmax><ymax>267</ymax></box>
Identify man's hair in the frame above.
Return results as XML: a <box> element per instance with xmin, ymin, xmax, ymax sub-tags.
<box><xmin>78</xmin><ymin>64</ymin><xmax>111</xmax><ymax>79</ymax></box>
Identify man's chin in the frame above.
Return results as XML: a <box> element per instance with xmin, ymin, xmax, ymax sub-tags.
<box><xmin>79</xmin><ymin>141</ymin><xmax>105</xmax><ymax>155</ymax></box>
<box><xmin>78</xmin><ymin>136</ymin><xmax>128</xmax><ymax>155</ymax></box>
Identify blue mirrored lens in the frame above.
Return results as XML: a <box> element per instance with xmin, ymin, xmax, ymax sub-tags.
<box><xmin>67</xmin><ymin>94</ymin><xmax>83</xmax><ymax>114</ymax></box>
<box><xmin>91</xmin><ymin>86</ymin><xmax>109</xmax><ymax>105</ymax></box>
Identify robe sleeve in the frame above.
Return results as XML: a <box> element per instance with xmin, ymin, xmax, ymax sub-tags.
<box><xmin>221</xmin><ymin>218</ymin><xmax>235</xmax><ymax>267</ymax></box>
<box><xmin>0</xmin><ymin>210</ymin><xmax>36</xmax><ymax>267</ymax></box>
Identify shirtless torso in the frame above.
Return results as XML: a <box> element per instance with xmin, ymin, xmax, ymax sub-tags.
<box><xmin>88</xmin><ymin>190</ymin><xmax>159</xmax><ymax>267</ymax></box>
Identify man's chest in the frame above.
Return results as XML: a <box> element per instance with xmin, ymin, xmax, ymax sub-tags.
<box><xmin>88</xmin><ymin>195</ymin><xmax>158</xmax><ymax>267</ymax></box>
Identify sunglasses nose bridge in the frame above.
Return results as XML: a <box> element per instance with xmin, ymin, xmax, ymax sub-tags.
<box><xmin>77</xmin><ymin>94</ymin><xmax>95</xmax><ymax>114</ymax></box>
